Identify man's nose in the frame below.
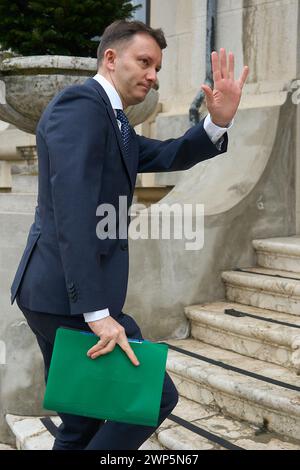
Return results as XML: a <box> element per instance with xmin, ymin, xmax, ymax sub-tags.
<box><xmin>146</xmin><ymin>68</ymin><xmax>157</xmax><ymax>83</ymax></box>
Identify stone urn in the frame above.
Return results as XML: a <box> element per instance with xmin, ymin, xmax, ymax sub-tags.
<box><xmin>0</xmin><ymin>55</ymin><xmax>159</xmax><ymax>134</ymax></box>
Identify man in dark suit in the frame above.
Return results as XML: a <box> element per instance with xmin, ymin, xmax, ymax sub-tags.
<box><xmin>11</xmin><ymin>20</ymin><xmax>248</xmax><ymax>450</ymax></box>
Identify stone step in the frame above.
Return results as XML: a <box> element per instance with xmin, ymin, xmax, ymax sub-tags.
<box><xmin>222</xmin><ymin>270</ymin><xmax>300</xmax><ymax>316</ymax></box>
<box><xmin>5</xmin><ymin>414</ymin><xmax>164</xmax><ymax>450</ymax></box>
<box><xmin>185</xmin><ymin>301</ymin><xmax>300</xmax><ymax>371</ymax></box>
<box><xmin>253</xmin><ymin>237</ymin><xmax>300</xmax><ymax>273</ymax></box>
<box><xmin>0</xmin><ymin>192</ymin><xmax>37</xmax><ymax>213</ymax></box>
<box><xmin>11</xmin><ymin>174</ymin><xmax>38</xmax><ymax>194</ymax></box>
<box><xmin>7</xmin><ymin>396</ymin><xmax>300</xmax><ymax>451</ymax></box>
<box><xmin>0</xmin><ymin>443</ymin><xmax>16</xmax><ymax>450</ymax></box>
<box><xmin>166</xmin><ymin>338</ymin><xmax>300</xmax><ymax>440</ymax></box>
<box><xmin>238</xmin><ymin>266</ymin><xmax>300</xmax><ymax>280</ymax></box>
<box><xmin>6</xmin><ymin>415</ymin><xmax>61</xmax><ymax>450</ymax></box>
<box><xmin>158</xmin><ymin>397</ymin><xmax>300</xmax><ymax>450</ymax></box>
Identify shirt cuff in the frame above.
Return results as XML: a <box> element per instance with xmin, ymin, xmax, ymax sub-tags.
<box><xmin>83</xmin><ymin>309</ymin><xmax>110</xmax><ymax>323</ymax></box>
<box><xmin>203</xmin><ymin>114</ymin><xmax>234</xmax><ymax>145</ymax></box>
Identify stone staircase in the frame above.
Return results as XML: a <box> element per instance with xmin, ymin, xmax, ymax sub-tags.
<box><xmin>165</xmin><ymin>236</ymin><xmax>300</xmax><ymax>449</ymax></box>
<box><xmin>5</xmin><ymin>212</ymin><xmax>300</xmax><ymax>449</ymax></box>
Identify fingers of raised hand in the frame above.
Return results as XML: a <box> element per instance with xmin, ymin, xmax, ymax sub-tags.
<box><xmin>212</xmin><ymin>49</ymin><xmax>230</xmax><ymax>81</ymax></box>
<box><xmin>220</xmin><ymin>48</ymin><xmax>229</xmax><ymax>79</ymax></box>
<box><xmin>238</xmin><ymin>66</ymin><xmax>249</xmax><ymax>89</ymax></box>
<box><xmin>212</xmin><ymin>49</ymin><xmax>238</xmax><ymax>82</ymax></box>
<box><xmin>212</xmin><ymin>49</ymin><xmax>249</xmax><ymax>93</ymax></box>
<box><xmin>228</xmin><ymin>52</ymin><xmax>235</xmax><ymax>80</ymax></box>
<box><xmin>212</xmin><ymin>51</ymin><xmax>222</xmax><ymax>82</ymax></box>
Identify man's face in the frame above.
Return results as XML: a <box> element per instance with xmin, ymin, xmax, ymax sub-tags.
<box><xmin>106</xmin><ymin>33</ymin><xmax>162</xmax><ymax>108</ymax></box>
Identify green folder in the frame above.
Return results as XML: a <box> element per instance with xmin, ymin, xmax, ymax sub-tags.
<box><xmin>43</xmin><ymin>327</ymin><xmax>168</xmax><ymax>427</ymax></box>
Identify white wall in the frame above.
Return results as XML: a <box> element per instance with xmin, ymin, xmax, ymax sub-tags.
<box><xmin>151</xmin><ymin>0</ymin><xmax>299</xmax><ymax>111</ymax></box>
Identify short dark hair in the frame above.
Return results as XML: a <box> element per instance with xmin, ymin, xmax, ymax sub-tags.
<box><xmin>97</xmin><ymin>20</ymin><xmax>167</xmax><ymax>68</ymax></box>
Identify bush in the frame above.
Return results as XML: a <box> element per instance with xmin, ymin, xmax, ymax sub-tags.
<box><xmin>0</xmin><ymin>0</ymin><xmax>140</xmax><ymax>57</ymax></box>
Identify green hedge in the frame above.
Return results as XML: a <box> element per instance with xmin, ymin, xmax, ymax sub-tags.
<box><xmin>0</xmin><ymin>0</ymin><xmax>140</xmax><ymax>57</ymax></box>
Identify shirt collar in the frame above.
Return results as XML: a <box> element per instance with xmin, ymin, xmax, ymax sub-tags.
<box><xmin>93</xmin><ymin>73</ymin><xmax>123</xmax><ymax>111</ymax></box>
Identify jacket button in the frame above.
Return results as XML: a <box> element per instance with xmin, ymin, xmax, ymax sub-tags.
<box><xmin>121</xmin><ymin>244</ymin><xmax>128</xmax><ymax>251</ymax></box>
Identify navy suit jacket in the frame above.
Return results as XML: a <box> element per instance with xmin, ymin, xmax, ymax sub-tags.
<box><xmin>10</xmin><ymin>78</ymin><xmax>228</xmax><ymax>317</ymax></box>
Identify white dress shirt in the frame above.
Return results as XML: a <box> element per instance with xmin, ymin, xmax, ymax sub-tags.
<box><xmin>83</xmin><ymin>73</ymin><xmax>232</xmax><ymax>323</ymax></box>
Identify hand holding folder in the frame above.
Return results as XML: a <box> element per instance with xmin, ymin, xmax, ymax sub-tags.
<box><xmin>86</xmin><ymin>315</ymin><xmax>140</xmax><ymax>366</ymax></box>
<box><xmin>43</xmin><ymin>327</ymin><xmax>169</xmax><ymax>427</ymax></box>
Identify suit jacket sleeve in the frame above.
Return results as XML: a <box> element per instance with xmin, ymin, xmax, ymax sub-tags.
<box><xmin>136</xmin><ymin>118</ymin><xmax>228</xmax><ymax>173</ymax></box>
<box><xmin>45</xmin><ymin>86</ymin><xmax>110</xmax><ymax>315</ymax></box>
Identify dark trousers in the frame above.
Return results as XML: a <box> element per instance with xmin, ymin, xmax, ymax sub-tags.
<box><xmin>16</xmin><ymin>297</ymin><xmax>179</xmax><ymax>450</ymax></box>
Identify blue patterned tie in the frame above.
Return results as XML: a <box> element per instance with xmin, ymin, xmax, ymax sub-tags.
<box><xmin>116</xmin><ymin>109</ymin><xmax>131</xmax><ymax>158</ymax></box>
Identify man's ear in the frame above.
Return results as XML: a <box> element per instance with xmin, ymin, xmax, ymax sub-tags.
<box><xmin>103</xmin><ymin>49</ymin><xmax>117</xmax><ymax>72</ymax></box>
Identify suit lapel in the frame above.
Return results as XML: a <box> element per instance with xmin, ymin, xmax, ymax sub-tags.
<box><xmin>84</xmin><ymin>78</ymin><xmax>134</xmax><ymax>191</ymax></box>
